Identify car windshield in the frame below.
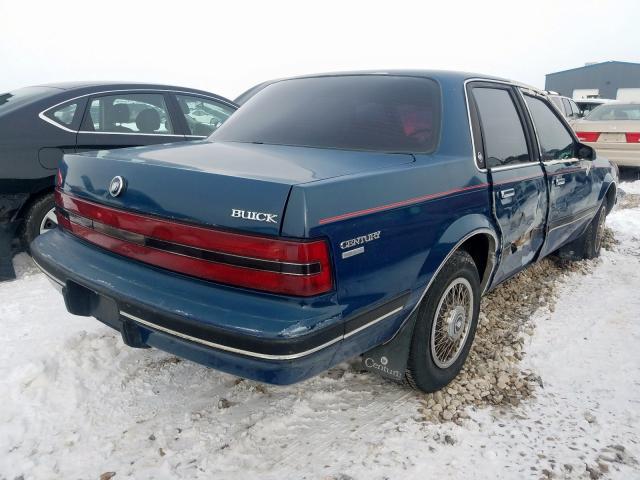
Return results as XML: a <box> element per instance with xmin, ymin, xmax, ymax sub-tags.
<box><xmin>585</xmin><ymin>104</ymin><xmax>640</xmax><ymax>121</ymax></box>
<box><xmin>211</xmin><ymin>75</ymin><xmax>441</xmax><ymax>153</ymax></box>
<box><xmin>0</xmin><ymin>86</ymin><xmax>56</xmax><ymax>114</ymax></box>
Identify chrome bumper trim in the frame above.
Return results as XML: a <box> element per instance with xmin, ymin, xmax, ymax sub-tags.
<box><xmin>32</xmin><ymin>258</ymin><xmax>65</xmax><ymax>291</ymax></box>
<box><xmin>121</xmin><ymin>304</ymin><xmax>404</xmax><ymax>361</ymax></box>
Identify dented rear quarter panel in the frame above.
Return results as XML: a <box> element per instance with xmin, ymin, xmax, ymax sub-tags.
<box><xmin>281</xmin><ymin>74</ymin><xmax>496</xmax><ymax>355</ymax></box>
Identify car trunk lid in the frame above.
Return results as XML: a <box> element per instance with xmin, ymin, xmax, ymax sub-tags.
<box><xmin>60</xmin><ymin>140</ymin><xmax>414</xmax><ymax>236</ymax></box>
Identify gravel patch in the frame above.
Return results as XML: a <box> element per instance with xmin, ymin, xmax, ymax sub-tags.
<box><xmin>417</xmin><ymin>253</ymin><xmax>598</xmax><ymax>424</ymax></box>
<box><xmin>417</xmin><ymin>192</ymin><xmax>638</xmax><ymax>424</ymax></box>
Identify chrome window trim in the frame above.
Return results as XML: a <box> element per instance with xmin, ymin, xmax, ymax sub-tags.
<box><xmin>76</xmin><ymin>131</ymin><xmax>185</xmax><ymax>138</ymax></box>
<box><xmin>39</xmin><ymin>88</ymin><xmax>236</xmax><ymax>134</ymax></box>
<box><xmin>489</xmin><ymin>161</ymin><xmax>543</xmax><ymax>172</ymax></box>
<box><xmin>463</xmin><ymin>78</ymin><xmax>547</xmax><ymax>174</ymax></box>
<box><xmin>542</xmin><ymin>158</ymin><xmax>580</xmax><ymax>166</ymax></box>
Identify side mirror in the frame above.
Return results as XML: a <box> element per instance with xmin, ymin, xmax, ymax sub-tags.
<box><xmin>577</xmin><ymin>143</ymin><xmax>595</xmax><ymax>160</ymax></box>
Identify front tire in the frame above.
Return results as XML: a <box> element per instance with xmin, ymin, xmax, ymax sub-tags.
<box><xmin>20</xmin><ymin>193</ymin><xmax>57</xmax><ymax>251</ymax></box>
<box><xmin>405</xmin><ymin>250</ymin><xmax>481</xmax><ymax>393</ymax></box>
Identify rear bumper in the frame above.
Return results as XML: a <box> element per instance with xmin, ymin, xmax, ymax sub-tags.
<box><xmin>590</xmin><ymin>143</ymin><xmax>640</xmax><ymax>167</ymax></box>
<box><xmin>31</xmin><ymin>229</ymin><xmax>407</xmax><ymax>384</ymax></box>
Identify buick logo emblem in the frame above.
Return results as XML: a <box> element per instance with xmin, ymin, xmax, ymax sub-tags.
<box><xmin>109</xmin><ymin>176</ymin><xmax>126</xmax><ymax>197</ymax></box>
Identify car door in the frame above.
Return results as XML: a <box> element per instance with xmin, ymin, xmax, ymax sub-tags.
<box><xmin>521</xmin><ymin>91</ymin><xmax>595</xmax><ymax>257</ymax></box>
<box><xmin>75</xmin><ymin>91</ymin><xmax>186</xmax><ymax>152</ymax></box>
<box><xmin>468</xmin><ymin>83</ymin><xmax>547</xmax><ymax>285</ymax></box>
<box><xmin>170</xmin><ymin>93</ymin><xmax>237</xmax><ymax>139</ymax></box>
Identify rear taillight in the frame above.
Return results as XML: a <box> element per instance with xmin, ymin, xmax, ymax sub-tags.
<box><xmin>625</xmin><ymin>133</ymin><xmax>640</xmax><ymax>143</ymax></box>
<box><xmin>576</xmin><ymin>132</ymin><xmax>600</xmax><ymax>142</ymax></box>
<box><xmin>54</xmin><ymin>190</ymin><xmax>333</xmax><ymax>296</ymax></box>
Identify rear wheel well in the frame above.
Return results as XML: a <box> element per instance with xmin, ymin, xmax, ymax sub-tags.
<box><xmin>15</xmin><ymin>186</ymin><xmax>54</xmax><ymax>222</ymax></box>
<box><xmin>459</xmin><ymin>233</ymin><xmax>496</xmax><ymax>292</ymax></box>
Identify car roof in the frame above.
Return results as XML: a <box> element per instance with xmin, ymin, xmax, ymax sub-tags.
<box><xmin>235</xmin><ymin>70</ymin><xmax>543</xmax><ymax>104</ymax></box>
<box><xmin>30</xmin><ymin>81</ymin><xmax>237</xmax><ymax>105</ymax></box>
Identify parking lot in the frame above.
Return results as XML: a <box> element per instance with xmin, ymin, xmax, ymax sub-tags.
<box><xmin>1</xmin><ymin>181</ymin><xmax>638</xmax><ymax>480</ymax></box>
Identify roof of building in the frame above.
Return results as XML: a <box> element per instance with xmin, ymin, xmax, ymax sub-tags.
<box><xmin>546</xmin><ymin>61</ymin><xmax>640</xmax><ymax>77</ymax></box>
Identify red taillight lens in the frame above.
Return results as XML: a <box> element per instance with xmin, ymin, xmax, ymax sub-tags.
<box><xmin>54</xmin><ymin>190</ymin><xmax>333</xmax><ymax>296</ymax></box>
<box><xmin>576</xmin><ymin>132</ymin><xmax>600</xmax><ymax>143</ymax></box>
<box><xmin>625</xmin><ymin>133</ymin><xmax>640</xmax><ymax>143</ymax></box>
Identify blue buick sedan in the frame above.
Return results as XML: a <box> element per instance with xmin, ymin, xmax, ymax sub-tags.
<box><xmin>32</xmin><ymin>71</ymin><xmax>617</xmax><ymax>392</ymax></box>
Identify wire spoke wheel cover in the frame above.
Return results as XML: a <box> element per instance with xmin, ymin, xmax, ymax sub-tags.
<box><xmin>430</xmin><ymin>277</ymin><xmax>474</xmax><ymax>369</ymax></box>
<box><xmin>39</xmin><ymin>207</ymin><xmax>58</xmax><ymax>235</ymax></box>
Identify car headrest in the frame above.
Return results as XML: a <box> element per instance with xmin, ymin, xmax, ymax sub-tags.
<box><xmin>111</xmin><ymin>103</ymin><xmax>130</xmax><ymax>124</ymax></box>
<box><xmin>136</xmin><ymin>108</ymin><xmax>161</xmax><ymax>133</ymax></box>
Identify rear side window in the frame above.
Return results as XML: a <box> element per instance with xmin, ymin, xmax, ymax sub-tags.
<box><xmin>82</xmin><ymin>93</ymin><xmax>174</xmax><ymax>134</ymax></box>
<box><xmin>568</xmin><ymin>99</ymin><xmax>580</xmax><ymax>116</ymax></box>
<box><xmin>562</xmin><ymin>98</ymin><xmax>573</xmax><ymax>117</ymax></box>
<box><xmin>212</xmin><ymin>76</ymin><xmax>441</xmax><ymax>153</ymax></box>
<box><xmin>471</xmin><ymin>87</ymin><xmax>530</xmax><ymax>168</ymax></box>
<box><xmin>44</xmin><ymin>102</ymin><xmax>79</xmax><ymax>127</ymax></box>
<box><xmin>176</xmin><ymin>94</ymin><xmax>235</xmax><ymax>137</ymax></box>
<box><xmin>523</xmin><ymin>95</ymin><xmax>575</xmax><ymax>161</ymax></box>
<box><xmin>586</xmin><ymin>104</ymin><xmax>640</xmax><ymax>121</ymax></box>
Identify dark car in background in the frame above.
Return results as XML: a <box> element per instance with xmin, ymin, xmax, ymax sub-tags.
<box><xmin>0</xmin><ymin>82</ymin><xmax>237</xmax><ymax>252</ymax></box>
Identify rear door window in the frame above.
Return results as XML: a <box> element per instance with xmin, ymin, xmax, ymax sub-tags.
<box><xmin>471</xmin><ymin>87</ymin><xmax>530</xmax><ymax>168</ymax></box>
<box><xmin>175</xmin><ymin>95</ymin><xmax>235</xmax><ymax>137</ymax></box>
<box><xmin>523</xmin><ymin>94</ymin><xmax>575</xmax><ymax>161</ymax></box>
<box><xmin>82</xmin><ymin>93</ymin><xmax>174</xmax><ymax>134</ymax></box>
<box><xmin>43</xmin><ymin>101</ymin><xmax>83</xmax><ymax>129</ymax></box>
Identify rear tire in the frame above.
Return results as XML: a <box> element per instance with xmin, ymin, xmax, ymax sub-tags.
<box><xmin>20</xmin><ymin>193</ymin><xmax>57</xmax><ymax>251</ymax></box>
<box><xmin>405</xmin><ymin>250</ymin><xmax>481</xmax><ymax>393</ymax></box>
<box><xmin>556</xmin><ymin>199</ymin><xmax>608</xmax><ymax>261</ymax></box>
<box><xmin>582</xmin><ymin>199</ymin><xmax>608</xmax><ymax>259</ymax></box>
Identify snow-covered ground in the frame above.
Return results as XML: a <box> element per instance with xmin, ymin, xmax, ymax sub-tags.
<box><xmin>1</xmin><ymin>182</ymin><xmax>639</xmax><ymax>480</ymax></box>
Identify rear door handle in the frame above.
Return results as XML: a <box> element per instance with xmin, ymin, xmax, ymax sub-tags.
<box><xmin>554</xmin><ymin>176</ymin><xmax>566</xmax><ymax>186</ymax></box>
<box><xmin>499</xmin><ymin>188</ymin><xmax>515</xmax><ymax>199</ymax></box>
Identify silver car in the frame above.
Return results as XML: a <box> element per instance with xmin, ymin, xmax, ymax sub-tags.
<box><xmin>572</xmin><ymin>102</ymin><xmax>640</xmax><ymax>167</ymax></box>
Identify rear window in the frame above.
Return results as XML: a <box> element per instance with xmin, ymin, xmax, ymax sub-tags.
<box><xmin>0</xmin><ymin>87</ymin><xmax>56</xmax><ymax>114</ymax></box>
<box><xmin>211</xmin><ymin>75</ymin><xmax>441</xmax><ymax>153</ymax></box>
<box><xmin>586</xmin><ymin>104</ymin><xmax>640</xmax><ymax>121</ymax></box>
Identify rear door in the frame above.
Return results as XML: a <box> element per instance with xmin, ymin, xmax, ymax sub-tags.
<box><xmin>76</xmin><ymin>91</ymin><xmax>186</xmax><ymax>152</ymax></box>
<box><xmin>468</xmin><ymin>82</ymin><xmax>547</xmax><ymax>284</ymax></box>
<box><xmin>521</xmin><ymin>91</ymin><xmax>595</xmax><ymax>256</ymax></box>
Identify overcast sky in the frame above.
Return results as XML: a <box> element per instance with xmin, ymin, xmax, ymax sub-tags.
<box><xmin>1</xmin><ymin>0</ymin><xmax>638</xmax><ymax>100</ymax></box>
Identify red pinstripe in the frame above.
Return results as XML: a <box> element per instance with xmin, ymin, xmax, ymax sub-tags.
<box><xmin>318</xmin><ymin>183</ymin><xmax>489</xmax><ymax>225</ymax></box>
